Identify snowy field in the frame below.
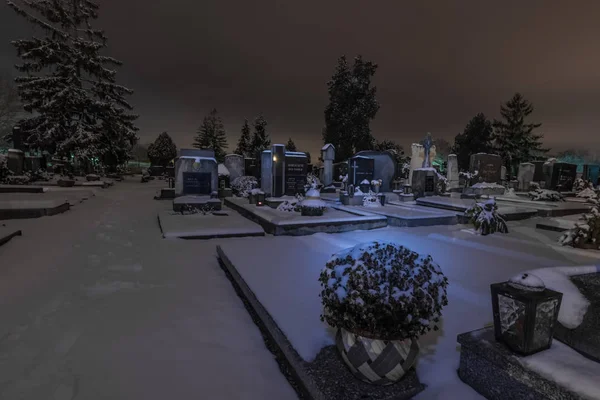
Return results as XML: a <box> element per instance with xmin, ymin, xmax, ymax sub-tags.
<box><xmin>1</xmin><ymin>177</ymin><xmax>598</xmax><ymax>399</ymax></box>
<box><xmin>219</xmin><ymin>221</ymin><xmax>600</xmax><ymax>400</ymax></box>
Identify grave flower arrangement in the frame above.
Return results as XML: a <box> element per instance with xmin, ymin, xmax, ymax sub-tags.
<box><xmin>574</xmin><ymin>178</ymin><xmax>593</xmax><ymax>192</ymax></box>
<box><xmin>276</xmin><ymin>194</ymin><xmax>304</xmax><ymax>212</ymax></box>
<box><xmin>576</xmin><ymin>187</ymin><xmax>597</xmax><ymax>199</ymax></box>
<box><xmin>231</xmin><ymin>176</ymin><xmax>258</xmax><ymax>198</ymax></box>
<box><xmin>465</xmin><ymin>198</ymin><xmax>509</xmax><ymax>235</ymax></box>
<box><xmin>436</xmin><ymin>172</ymin><xmax>448</xmax><ymax>193</ymax></box>
<box><xmin>299</xmin><ymin>182</ymin><xmax>327</xmax><ymax>216</ymax></box>
<box><xmin>306</xmin><ymin>173</ymin><xmax>321</xmax><ymax>189</ymax></box>
<box><xmin>319</xmin><ymin>241</ymin><xmax>449</xmax><ymax>385</ymax></box>
<box><xmin>371</xmin><ymin>179</ymin><xmax>382</xmax><ymax>193</ymax></box>
<box><xmin>528</xmin><ymin>189</ymin><xmax>565</xmax><ymax>202</ymax></box>
<box><xmin>460</xmin><ymin>170</ymin><xmax>478</xmax><ymax>188</ymax></box>
<box><xmin>362</xmin><ymin>191</ymin><xmax>381</xmax><ymax>207</ymax></box>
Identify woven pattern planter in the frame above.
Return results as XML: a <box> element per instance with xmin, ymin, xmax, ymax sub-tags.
<box><xmin>336</xmin><ymin>328</ymin><xmax>419</xmax><ymax>385</ymax></box>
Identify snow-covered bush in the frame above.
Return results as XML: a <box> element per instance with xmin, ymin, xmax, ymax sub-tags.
<box><xmin>460</xmin><ymin>170</ymin><xmax>478</xmax><ymax>188</ymax></box>
<box><xmin>29</xmin><ymin>169</ymin><xmax>53</xmax><ymax>182</ymax></box>
<box><xmin>231</xmin><ymin>176</ymin><xmax>258</xmax><ymax>198</ymax></box>
<box><xmin>559</xmin><ymin>207</ymin><xmax>600</xmax><ymax>250</ymax></box>
<box><xmin>318</xmin><ymin>241</ymin><xmax>449</xmax><ymax>340</ymax></box>
<box><xmin>436</xmin><ymin>172</ymin><xmax>447</xmax><ymax>193</ymax></box>
<box><xmin>577</xmin><ymin>188</ymin><xmax>597</xmax><ymax>199</ymax></box>
<box><xmin>528</xmin><ymin>189</ymin><xmax>565</xmax><ymax>202</ymax></box>
<box><xmin>574</xmin><ymin>178</ymin><xmax>593</xmax><ymax>192</ymax></box>
<box><xmin>6</xmin><ymin>174</ymin><xmax>30</xmax><ymax>185</ymax></box>
<box><xmin>0</xmin><ymin>154</ymin><xmax>12</xmax><ymax>183</ymax></box>
<box><xmin>529</xmin><ymin>182</ymin><xmax>540</xmax><ymax>191</ymax></box>
<box><xmin>306</xmin><ymin>173</ymin><xmax>321</xmax><ymax>188</ymax></box>
<box><xmin>465</xmin><ymin>198</ymin><xmax>509</xmax><ymax>235</ymax></box>
<box><xmin>300</xmin><ymin>186</ymin><xmax>327</xmax><ymax>216</ymax></box>
<box><xmin>504</xmin><ymin>188</ymin><xmax>519</xmax><ymax>197</ymax></box>
<box><xmin>277</xmin><ymin>195</ymin><xmax>303</xmax><ymax>212</ymax></box>
<box><xmin>362</xmin><ymin>191</ymin><xmax>381</xmax><ymax>208</ymax></box>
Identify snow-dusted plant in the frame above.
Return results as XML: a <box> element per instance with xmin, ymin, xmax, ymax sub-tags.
<box><xmin>6</xmin><ymin>174</ymin><xmax>30</xmax><ymax>185</ymax></box>
<box><xmin>436</xmin><ymin>172</ymin><xmax>447</xmax><ymax>193</ymax></box>
<box><xmin>402</xmin><ymin>162</ymin><xmax>410</xmax><ymax>179</ymax></box>
<box><xmin>277</xmin><ymin>196</ymin><xmax>302</xmax><ymax>212</ymax></box>
<box><xmin>371</xmin><ymin>179</ymin><xmax>382</xmax><ymax>187</ymax></box>
<box><xmin>529</xmin><ymin>182</ymin><xmax>540</xmax><ymax>191</ymax></box>
<box><xmin>362</xmin><ymin>191</ymin><xmax>381</xmax><ymax>208</ymax></box>
<box><xmin>231</xmin><ymin>176</ymin><xmax>258</xmax><ymax>198</ymax></box>
<box><xmin>0</xmin><ymin>154</ymin><xmax>12</xmax><ymax>183</ymax></box>
<box><xmin>504</xmin><ymin>188</ymin><xmax>519</xmax><ymax>198</ymax></box>
<box><xmin>460</xmin><ymin>170</ymin><xmax>478</xmax><ymax>188</ymax></box>
<box><xmin>528</xmin><ymin>189</ymin><xmax>565</xmax><ymax>202</ymax></box>
<box><xmin>340</xmin><ymin>174</ymin><xmax>348</xmax><ymax>183</ymax></box>
<box><xmin>300</xmin><ymin>186</ymin><xmax>327</xmax><ymax>216</ymax></box>
<box><xmin>465</xmin><ymin>198</ymin><xmax>509</xmax><ymax>235</ymax></box>
<box><xmin>29</xmin><ymin>169</ymin><xmax>53</xmax><ymax>182</ymax></box>
<box><xmin>559</xmin><ymin>204</ymin><xmax>600</xmax><ymax>250</ymax></box>
<box><xmin>306</xmin><ymin>173</ymin><xmax>321</xmax><ymax>188</ymax></box>
<box><xmin>577</xmin><ymin>187</ymin><xmax>597</xmax><ymax>199</ymax></box>
<box><xmin>574</xmin><ymin>178</ymin><xmax>593</xmax><ymax>192</ymax></box>
<box><xmin>318</xmin><ymin>241</ymin><xmax>449</xmax><ymax>340</ymax></box>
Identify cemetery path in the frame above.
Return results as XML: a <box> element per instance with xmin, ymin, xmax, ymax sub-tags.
<box><xmin>0</xmin><ymin>178</ymin><xmax>298</xmax><ymax>400</ymax></box>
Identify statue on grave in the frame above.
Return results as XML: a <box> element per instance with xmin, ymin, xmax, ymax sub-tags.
<box><xmin>421</xmin><ymin>132</ymin><xmax>433</xmax><ymax>168</ymax></box>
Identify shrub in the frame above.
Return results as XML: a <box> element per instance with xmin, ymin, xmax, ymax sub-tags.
<box><xmin>231</xmin><ymin>176</ymin><xmax>258</xmax><ymax>198</ymax></box>
<box><xmin>574</xmin><ymin>178</ymin><xmax>593</xmax><ymax>192</ymax></box>
<box><xmin>30</xmin><ymin>169</ymin><xmax>54</xmax><ymax>182</ymax></box>
<box><xmin>0</xmin><ymin>155</ymin><xmax>11</xmax><ymax>183</ymax></box>
<box><xmin>465</xmin><ymin>198</ymin><xmax>509</xmax><ymax>235</ymax></box>
<box><xmin>529</xmin><ymin>189</ymin><xmax>564</xmax><ymax>202</ymax></box>
<box><xmin>436</xmin><ymin>172</ymin><xmax>447</xmax><ymax>193</ymax></box>
<box><xmin>362</xmin><ymin>191</ymin><xmax>381</xmax><ymax>207</ymax></box>
<box><xmin>277</xmin><ymin>196</ymin><xmax>302</xmax><ymax>212</ymax></box>
<box><xmin>6</xmin><ymin>175</ymin><xmax>30</xmax><ymax>185</ymax></box>
<box><xmin>560</xmin><ymin>193</ymin><xmax>600</xmax><ymax>249</ymax></box>
<box><xmin>319</xmin><ymin>241</ymin><xmax>449</xmax><ymax>340</ymax></box>
<box><xmin>306</xmin><ymin>173</ymin><xmax>321</xmax><ymax>189</ymax></box>
<box><xmin>529</xmin><ymin>182</ymin><xmax>541</xmax><ymax>190</ymax></box>
<box><xmin>577</xmin><ymin>188</ymin><xmax>597</xmax><ymax>199</ymax></box>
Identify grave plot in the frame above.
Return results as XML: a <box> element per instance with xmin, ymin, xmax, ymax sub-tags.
<box><xmin>224</xmin><ymin>197</ymin><xmax>387</xmax><ymax>236</ymax></box>
<box><xmin>157</xmin><ymin>207</ymin><xmax>264</xmax><ymax>239</ymax></box>
<box><xmin>535</xmin><ymin>213</ymin><xmax>583</xmax><ymax>232</ymax></box>
<box><xmin>416</xmin><ymin>196</ymin><xmax>538</xmax><ymax>221</ymax></box>
<box><xmin>0</xmin><ymin>185</ymin><xmax>47</xmax><ymax>194</ymax></box>
<box><xmin>0</xmin><ymin>225</ymin><xmax>22</xmax><ymax>247</ymax></box>
<box><xmin>216</xmin><ymin>226</ymin><xmax>589</xmax><ymax>400</ymax></box>
<box><xmin>493</xmin><ymin>195</ymin><xmax>591</xmax><ymax>217</ymax></box>
<box><xmin>345</xmin><ymin>200</ymin><xmax>459</xmax><ymax>227</ymax></box>
<box><xmin>0</xmin><ymin>198</ymin><xmax>69</xmax><ymax>220</ymax></box>
<box><xmin>0</xmin><ymin>189</ymin><xmax>95</xmax><ymax>207</ymax></box>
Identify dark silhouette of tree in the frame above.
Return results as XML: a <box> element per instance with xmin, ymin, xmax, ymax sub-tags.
<box><xmin>194</xmin><ymin>108</ymin><xmax>228</xmax><ymax>162</ymax></box>
<box><xmin>250</xmin><ymin>114</ymin><xmax>270</xmax><ymax>159</ymax></box>
<box><xmin>493</xmin><ymin>93</ymin><xmax>547</xmax><ymax>174</ymax></box>
<box><xmin>453</xmin><ymin>113</ymin><xmax>495</xmax><ymax>171</ymax></box>
<box><xmin>234</xmin><ymin>119</ymin><xmax>252</xmax><ymax>157</ymax></box>
<box><xmin>147</xmin><ymin>132</ymin><xmax>177</xmax><ymax>167</ymax></box>
<box><xmin>323</xmin><ymin>55</ymin><xmax>379</xmax><ymax>162</ymax></box>
<box><xmin>285</xmin><ymin>137</ymin><xmax>297</xmax><ymax>152</ymax></box>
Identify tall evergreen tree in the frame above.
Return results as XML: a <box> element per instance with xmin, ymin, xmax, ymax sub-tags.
<box><xmin>285</xmin><ymin>137</ymin><xmax>297</xmax><ymax>152</ymax></box>
<box><xmin>147</xmin><ymin>132</ymin><xmax>177</xmax><ymax>168</ymax></box>
<box><xmin>323</xmin><ymin>55</ymin><xmax>379</xmax><ymax>162</ymax></box>
<box><xmin>250</xmin><ymin>114</ymin><xmax>270</xmax><ymax>158</ymax></box>
<box><xmin>234</xmin><ymin>119</ymin><xmax>252</xmax><ymax>157</ymax></box>
<box><xmin>374</xmin><ymin>139</ymin><xmax>406</xmax><ymax>163</ymax></box>
<box><xmin>193</xmin><ymin>108</ymin><xmax>228</xmax><ymax>162</ymax></box>
<box><xmin>7</xmin><ymin>0</ymin><xmax>138</xmax><ymax>166</ymax></box>
<box><xmin>492</xmin><ymin>93</ymin><xmax>547</xmax><ymax>174</ymax></box>
<box><xmin>453</xmin><ymin>113</ymin><xmax>495</xmax><ymax>171</ymax></box>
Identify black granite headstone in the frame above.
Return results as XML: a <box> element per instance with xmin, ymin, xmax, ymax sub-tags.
<box><xmin>284</xmin><ymin>154</ymin><xmax>308</xmax><ymax>195</ymax></box>
<box><xmin>424</xmin><ymin>176</ymin><xmax>434</xmax><ymax>192</ymax></box>
<box><xmin>182</xmin><ymin>172</ymin><xmax>211</xmax><ymax>194</ymax></box>
<box><xmin>348</xmin><ymin>157</ymin><xmax>374</xmax><ymax>186</ymax></box>
<box><xmin>469</xmin><ymin>153</ymin><xmax>502</xmax><ymax>183</ymax></box>
<box><xmin>549</xmin><ymin>163</ymin><xmax>577</xmax><ymax>191</ymax></box>
<box><xmin>532</xmin><ymin>161</ymin><xmax>545</xmax><ymax>182</ymax></box>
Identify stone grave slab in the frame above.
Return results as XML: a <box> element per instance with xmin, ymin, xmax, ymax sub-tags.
<box><xmin>553</xmin><ymin>273</ymin><xmax>600</xmax><ymax>363</ymax></box>
<box><xmin>0</xmin><ymin>226</ymin><xmax>22</xmax><ymax>247</ymax></box>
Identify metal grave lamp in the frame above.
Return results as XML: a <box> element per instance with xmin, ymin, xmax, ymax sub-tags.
<box><xmin>403</xmin><ymin>184</ymin><xmax>412</xmax><ymax>194</ymax></box>
<box><xmin>491</xmin><ymin>272</ymin><xmax>563</xmax><ymax>356</ymax></box>
<box><xmin>256</xmin><ymin>192</ymin><xmax>266</xmax><ymax>207</ymax></box>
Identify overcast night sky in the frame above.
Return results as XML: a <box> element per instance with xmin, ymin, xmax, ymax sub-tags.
<box><xmin>1</xmin><ymin>0</ymin><xmax>600</xmax><ymax>158</ymax></box>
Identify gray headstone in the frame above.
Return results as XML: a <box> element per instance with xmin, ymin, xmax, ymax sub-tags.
<box><xmin>261</xmin><ymin>150</ymin><xmax>273</xmax><ymax>195</ymax></box>
<box><xmin>517</xmin><ymin>162</ymin><xmax>535</xmax><ymax>191</ymax></box>
<box><xmin>411</xmin><ymin>169</ymin><xmax>438</xmax><ymax>199</ymax></box>
<box><xmin>224</xmin><ymin>154</ymin><xmax>245</xmax><ymax>181</ymax></box>
<box><xmin>447</xmin><ymin>154</ymin><xmax>459</xmax><ymax>190</ymax></box>
<box><xmin>354</xmin><ymin>151</ymin><xmax>396</xmax><ymax>192</ymax></box>
<box><xmin>7</xmin><ymin>149</ymin><xmax>24</xmax><ymax>175</ymax></box>
<box><xmin>501</xmin><ymin>166</ymin><xmax>507</xmax><ymax>181</ymax></box>
<box><xmin>469</xmin><ymin>153</ymin><xmax>502</xmax><ymax>183</ymax></box>
<box><xmin>322</xmin><ymin>144</ymin><xmax>335</xmax><ymax>186</ymax></box>
<box><xmin>174</xmin><ymin>153</ymin><xmax>218</xmax><ymax>196</ymax></box>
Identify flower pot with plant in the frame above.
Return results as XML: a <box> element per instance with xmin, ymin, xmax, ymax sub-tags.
<box><xmin>371</xmin><ymin>179</ymin><xmax>382</xmax><ymax>193</ymax></box>
<box><xmin>319</xmin><ymin>241</ymin><xmax>449</xmax><ymax>385</ymax></box>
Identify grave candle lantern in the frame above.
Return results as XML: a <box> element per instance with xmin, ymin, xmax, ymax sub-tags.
<box><xmin>256</xmin><ymin>192</ymin><xmax>265</xmax><ymax>206</ymax></box>
<box><xmin>491</xmin><ymin>273</ymin><xmax>562</xmax><ymax>356</ymax></box>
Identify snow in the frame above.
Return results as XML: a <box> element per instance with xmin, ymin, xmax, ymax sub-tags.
<box><xmin>471</xmin><ymin>182</ymin><xmax>505</xmax><ymax>189</ymax></box>
<box><xmin>300</xmin><ymin>199</ymin><xmax>327</xmax><ymax>209</ymax></box>
<box><xmin>158</xmin><ymin>209</ymin><xmax>264</xmax><ymax>239</ymax></box>
<box><xmin>520</xmin><ymin>340</ymin><xmax>600</xmax><ymax>400</ymax></box>
<box><xmin>219</xmin><ymin>223</ymin><xmax>599</xmax><ymax>399</ymax></box>
<box><xmin>523</xmin><ymin>265</ymin><xmax>599</xmax><ymax>329</ymax></box>
<box><xmin>250</xmin><ymin>188</ymin><xmax>264</xmax><ymax>195</ymax></box>
<box><xmin>508</xmin><ymin>272</ymin><xmax>545</xmax><ymax>291</ymax></box>
<box><xmin>285</xmin><ymin>151</ymin><xmax>308</xmax><ymax>158</ymax></box>
<box><xmin>305</xmin><ymin>188</ymin><xmax>320</xmax><ymax>198</ymax></box>
<box><xmin>360</xmin><ymin>179</ymin><xmax>370</xmax><ymax>184</ymax></box>
<box><xmin>577</xmin><ymin>188</ymin><xmax>597</xmax><ymax>198</ymax></box>
<box><xmin>0</xmin><ymin>178</ymin><xmax>296</xmax><ymax>399</ymax></box>
<box><xmin>177</xmin><ymin>155</ymin><xmax>217</xmax><ymax>163</ymax></box>
<box><xmin>415</xmin><ymin>167</ymin><xmax>437</xmax><ymax>171</ymax></box>
<box><xmin>321</xmin><ymin>144</ymin><xmax>334</xmax><ymax>151</ymax></box>
<box><xmin>218</xmin><ymin>163</ymin><xmax>230</xmax><ymax>176</ymax></box>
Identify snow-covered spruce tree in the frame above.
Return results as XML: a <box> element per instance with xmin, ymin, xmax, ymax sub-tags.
<box><xmin>465</xmin><ymin>198</ymin><xmax>509</xmax><ymax>235</ymax></box>
<box><xmin>231</xmin><ymin>175</ymin><xmax>257</xmax><ymax>198</ymax></box>
<box><xmin>193</xmin><ymin>108</ymin><xmax>228</xmax><ymax>163</ymax></box>
<box><xmin>250</xmin><ymin>114</ymin><xmax>270</xmax><ymax>159</ymax></box>
<box><xmin>7</xmin><ymin>0</ymin><xmax>138</xmax><ymax>165</ymax></box>
<box><xmin>323</xmin><ymin>55</ymin><xmax>379</xmax><ymax>162</ymax></box>
<box><xmin>147</xmin><ymin>132</ymin><xmax>177</xmax><ymax>168</ymax></box>
<box><xmin>234</xmin><ymin>119</ymin><xmax>252</xmax><ymax>157</ymax></box>
<box><xmin>285</xmin><ymin>137</ymin><xmax>297</xmax><ymax>152</ymax></box>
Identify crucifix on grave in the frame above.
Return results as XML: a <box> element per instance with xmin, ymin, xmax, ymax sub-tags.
<box><xmin>421</xmin><ymin>132</ymin><xmax>433</xmax><ymax>168</ymax></box>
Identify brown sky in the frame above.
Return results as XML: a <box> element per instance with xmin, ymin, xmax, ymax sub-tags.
<box><xmin>1</xmin><ymin>0</ymin><xmax>600</xmax><ymax>158</ymax></box>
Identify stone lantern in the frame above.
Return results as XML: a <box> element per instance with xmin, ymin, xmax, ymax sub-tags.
<box><xmin>491</xmin><ymin>273</ymin><xmax>563</xmax><ymax>356</ymax></box>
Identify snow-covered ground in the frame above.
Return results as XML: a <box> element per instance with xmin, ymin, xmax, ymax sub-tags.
<box><xmin>219</xmin><ymin>221</ymin><xmax>600</xmax><ymax>400</ymax></box>
<box><xmin>0</xmin><ymin>178</ymin><xmax>297</xmax><ymax>400</ymax></box>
